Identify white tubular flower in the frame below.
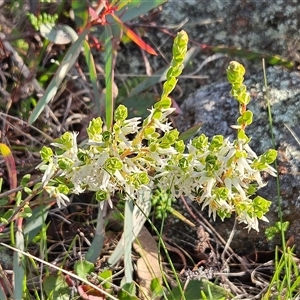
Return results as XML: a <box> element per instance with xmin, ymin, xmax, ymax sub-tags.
<box><xmin>218</xmin><ymin>199</ymin><xmax>233</xmax><ymax>212</ymax></box>
<box><xmin>73</xmin><ymin>184</ymin><xmax>85</xmax><ymax>195</ymax></box>
<box><xmin>264</xmin><ymin>165</ymin><xmax>277</xmax><ymax>177</ymax></box>
<box><xmin>67</xmin><ymin>132</ymin><xmax>79</xmax><ymax>159</ymax></box>
<box><xmin>117</xmin><ymin>132</ymin><xmax>131</xmax><ymax>148</ymax></box>
<box><xmin>236</xmin><ymin>157</ymin><xmax>251</xmax><ymax>177</ymax></box>
<box><xmin>121</xmin><ymin>118</ymin><xmax>141</xmax><ymax>135</ymax></box>
<box><xmin>253</xmin><ymin>170</ymin><xmax>266</xmax><ymax>188</ymax></box>
<box><xmin>95</xmin><ymin>152</ymin><xmax>110</xmax><ymax>167</ymax></box>
<box><xmin>206</xmin><ymin>198</ymin><xmax>217</xmax><ymax>221</ymax></box>
<box><xmin>41</xmin><ymin>160</ymin><xmax>57</xmax><ymax>187</ymax></box>
<box><xmin>148</xmin><ymin>152</ymin><xmax>167</xmax><ymax>168</ymax></box>
<box><xmin>231</xmin><ymin>178</ymin><xmax>247</xmax><ymax>200</ymax></box>
<box><xmin>99</xmin><ymin>193</ymin><xmax>113</xmax><ymax>210</ymax></box>
<box><xmin>113</xmin><ymin>170</ymin><xmax>126</xmax><ymax>186</ymax></box>
<box><xmin>44</xmin><ymin>186</ymin><xmax>70</xmax><ymax>208</ymax></box>
<box><xmin>224</xmin><ymin>177</ymin><xmax>234</xmax><ymax>199</ymax></box>
<box><xmin>238</xmin><ymin>211</ymin><xmax>259</xmax><ymax>232</ymax></box>
<box><xmin>160</xmin><ymin>107</ymin><xmax>176</xmax><ymax>119</ymax></box>
<box><xmin>243</xmin><ymin>143</ymin><xmax>258</xmax><ymax>158</ymax></box>
<box><xmin>55</xmin><ymin>193</ymin><xmax>70</xmax><ymax>208</ymax></box>
<box><xmin>223</xmin><ymin>147</ymin><xmax>236</xmax><ymax>163</ymax></box>
<box><xmin>153</xmin><ymin>119</ymin><xmax>173</xmax><ymax>132</ymax></box>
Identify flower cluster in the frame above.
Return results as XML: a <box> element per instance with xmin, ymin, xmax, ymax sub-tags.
<box><xmin>37</xmin><ymin>32</ymin><xmax>277</xmax><ymax>231</ymax></box>
<box><xmin>37</xmin><ymin>99</ymin><xmax>276</xmax><ymax>231</ymax></box>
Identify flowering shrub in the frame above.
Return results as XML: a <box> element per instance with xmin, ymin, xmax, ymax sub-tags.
<box><xmin>37</xmin><ymin>31</ymin><xmax>277</xmax><ymax>231</ymax></box>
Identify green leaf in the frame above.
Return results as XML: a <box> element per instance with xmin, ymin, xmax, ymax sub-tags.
<box><xmin>20</xmin><ymin>174</ymin><xmax>31</xmax><ymax>187</ymax></box>
<box><xmin>98</xmin><ymin>269</ymin><xmax>113</xmax><ymax>289</ymax></box>
<box><xmin>150</xmin><ymin>277</ymin><xmax>164</xmax><ymax>298</ymax></box>
<box><xmin>115</xmin><ymin>104</ymin><xmax>128</xmax><ymax>121</ymax></box>
<box><xmin>237</xmin><ymin>129</ymin><xmax>249</xmax><ymax>142</ymax></box>
<box><xmin>253</xmin><ymin>196</ymin><xmax>272</xmax><ymax>218</ymax></box>
<box><xmin>43</xmin><ymin>274</ymin><xmax>70</xmax><ymax>300</ymax></box>
<box><xmin>33</xmin><ymin>182</ymin><xmax>43</xmax><ymax>192</ymax></box>
<box><xmin>264</xmin><ymin>149</ymin><xmax>277</xmax><ymax>164</ymax></box>
<box><xmin>18</xmin><ymin>204</ymin><xmax>32</xmax><ymax>218</ymax></box>
<box><xmin>118</xmin><ymin>282</ymin><xmax>138</xmax><ymax>300</ymax></box>
<box><xmin>23</xmin><ymin>204</ymin><xmax>51</xmax><ymax>242</ymax></box>
<box><xmin>237</xmin><ymin>110</ymin><xmax>253</xmax><ymax>125</ymax></box>
<box><xmin>209</xmin><ymin>135</ymin><xmax>224</xmax><ymax>150</ymax></box>
<box><xmin>227</xmin><ymin>61</ymin><xmax>245</xmax><ymax>84</ymax></box>
<box><xmin>160</xmin><ymin>129</ymin><xmax>179</xmax><ymax>147</ymax></box>
<box><xmin>154</xmin><ymin>98</ymin><xmax>172</xmax><ymax>109</ymax></box>
<box><xmin>162</xmin><ymin>76</ymin><xmax>177</xmax><ymax>95</ymax></box>
<box><xmin>102</xmin><ymin>130</ymin><xmax>112</xmax><ymax>142</ymax></box>
<box><xmin>87</xmin><ymin>117</ymin><xmax>103</xmax><ymax>140</ymax></box>
<box><xmin>74</xmin><ymin>260</ymin><xmax>95</xmax><ymax>278</ymax></box>
<box><xmin>71</xmin><ymin>0</ymin><xmax>88</xmax><ymax>30</ymax></box>
<box><xmin>40</xmin><ymin>146</ymin><xmax>53</xmax><ymax>161</ymax></box>
<box><xmin>1</xmin><ymin>209</ymin><xmax>14</xmax><ymax>223</ymax></box>
<box><xmin>95</xmin><ymin>190</ymin><xmax>108</xmax><ymax>202</ymax></box>
<box><xmin>105</xmin><ymin>157</ymin><xmax>123</xmax><ymax>172</ymax></box>
<box><xmin>57</xmin><ymin>157</ymin><xmax>73</xmax><ymax>170</ymax></box>
<box><xmin>54</xmin><ymin>132</ymin><xmax>73</xmax><ymax>149</ymax></box>
<box><xmin>167</xmin><ymin>279</ymin><xmax>231</xmax><ymax>300</ymax></box>
<box><xmin>57</xmin><ymin>184</ymin><xmax>69</xmax><ymax>195</ymax></box>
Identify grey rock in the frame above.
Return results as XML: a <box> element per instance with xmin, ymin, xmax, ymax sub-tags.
<box><xmin>177</xmin><ymin>67</ymin><xmax>300</xmax><ymax>255</ymax></box>
<box><xmin>160</xmin><ymin>0</ymin><xmax>300</xmax><ymax>77</ymax></box>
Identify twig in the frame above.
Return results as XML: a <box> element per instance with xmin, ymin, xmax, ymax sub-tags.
<box><xmin>0</xmin><ymin>178</ymin><xmax>41</xmax><ymax>198</ymax></box>
<box><xmin>0</xmin><ymin>112</ymin><xmax>53</xmax><ymax>143</ymax></box>
<box><xmin>221</xmin><ymin>218</ymin><xmax>237</xmax><ymax>264</ymax></box>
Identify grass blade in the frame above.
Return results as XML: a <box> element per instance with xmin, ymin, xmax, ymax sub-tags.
<box><xmin>83</xmin><ymin>40</ymin><xmax>101</xmax><ymax>116</ymax></box>
<box><xmin>124</xmin><ymin>199</ymin><xmax>134</xmax><ymax>283</ymax></box>
<box><xmin>104</xmin><ymin>25</ymin><xmax>114</xmax><ymax>131</ymax></box>
<box><xmin>28</xmin><ymin>27</ymin><xmax>89</xmax><ymax>125</ymax></box>
<box><xmin>85</xmin><ymin>204</ymin><xmax>105</xmax><ymax>263</ymax></box>
<box><xmin>212</xmin><ymin>45</ymin><xmax>294</xmax><ymax>68</ymax></box>
<box><xmin>13</xmin><ymin>231</ymin><xmax>25</xmax><ymax>299</ymax></box>
<box><xmin>108</xmin><ymin>188</ymin><xmax>152</xmax><ymax>267</ymax></box>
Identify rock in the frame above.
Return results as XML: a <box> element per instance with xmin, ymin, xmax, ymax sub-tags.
<box><xmin>177</xmin><ymin>66</ymin><xmax>300</xmax><ymax>255</ymax></box>
<box><xmin>167</xmin><ymin>0</ymin><xmax>300</xmax><ymax>51</ymax></box>
<box><xmin>160</xmin><ymin>0</ymin><xmax>300</xmax><ymax>78</ymax></box>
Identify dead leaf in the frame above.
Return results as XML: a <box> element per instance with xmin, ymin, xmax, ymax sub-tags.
<box><xmin>133</xmin><ymin>226</ymin><xmax>162</xmax><ymax>300</ymax></box>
